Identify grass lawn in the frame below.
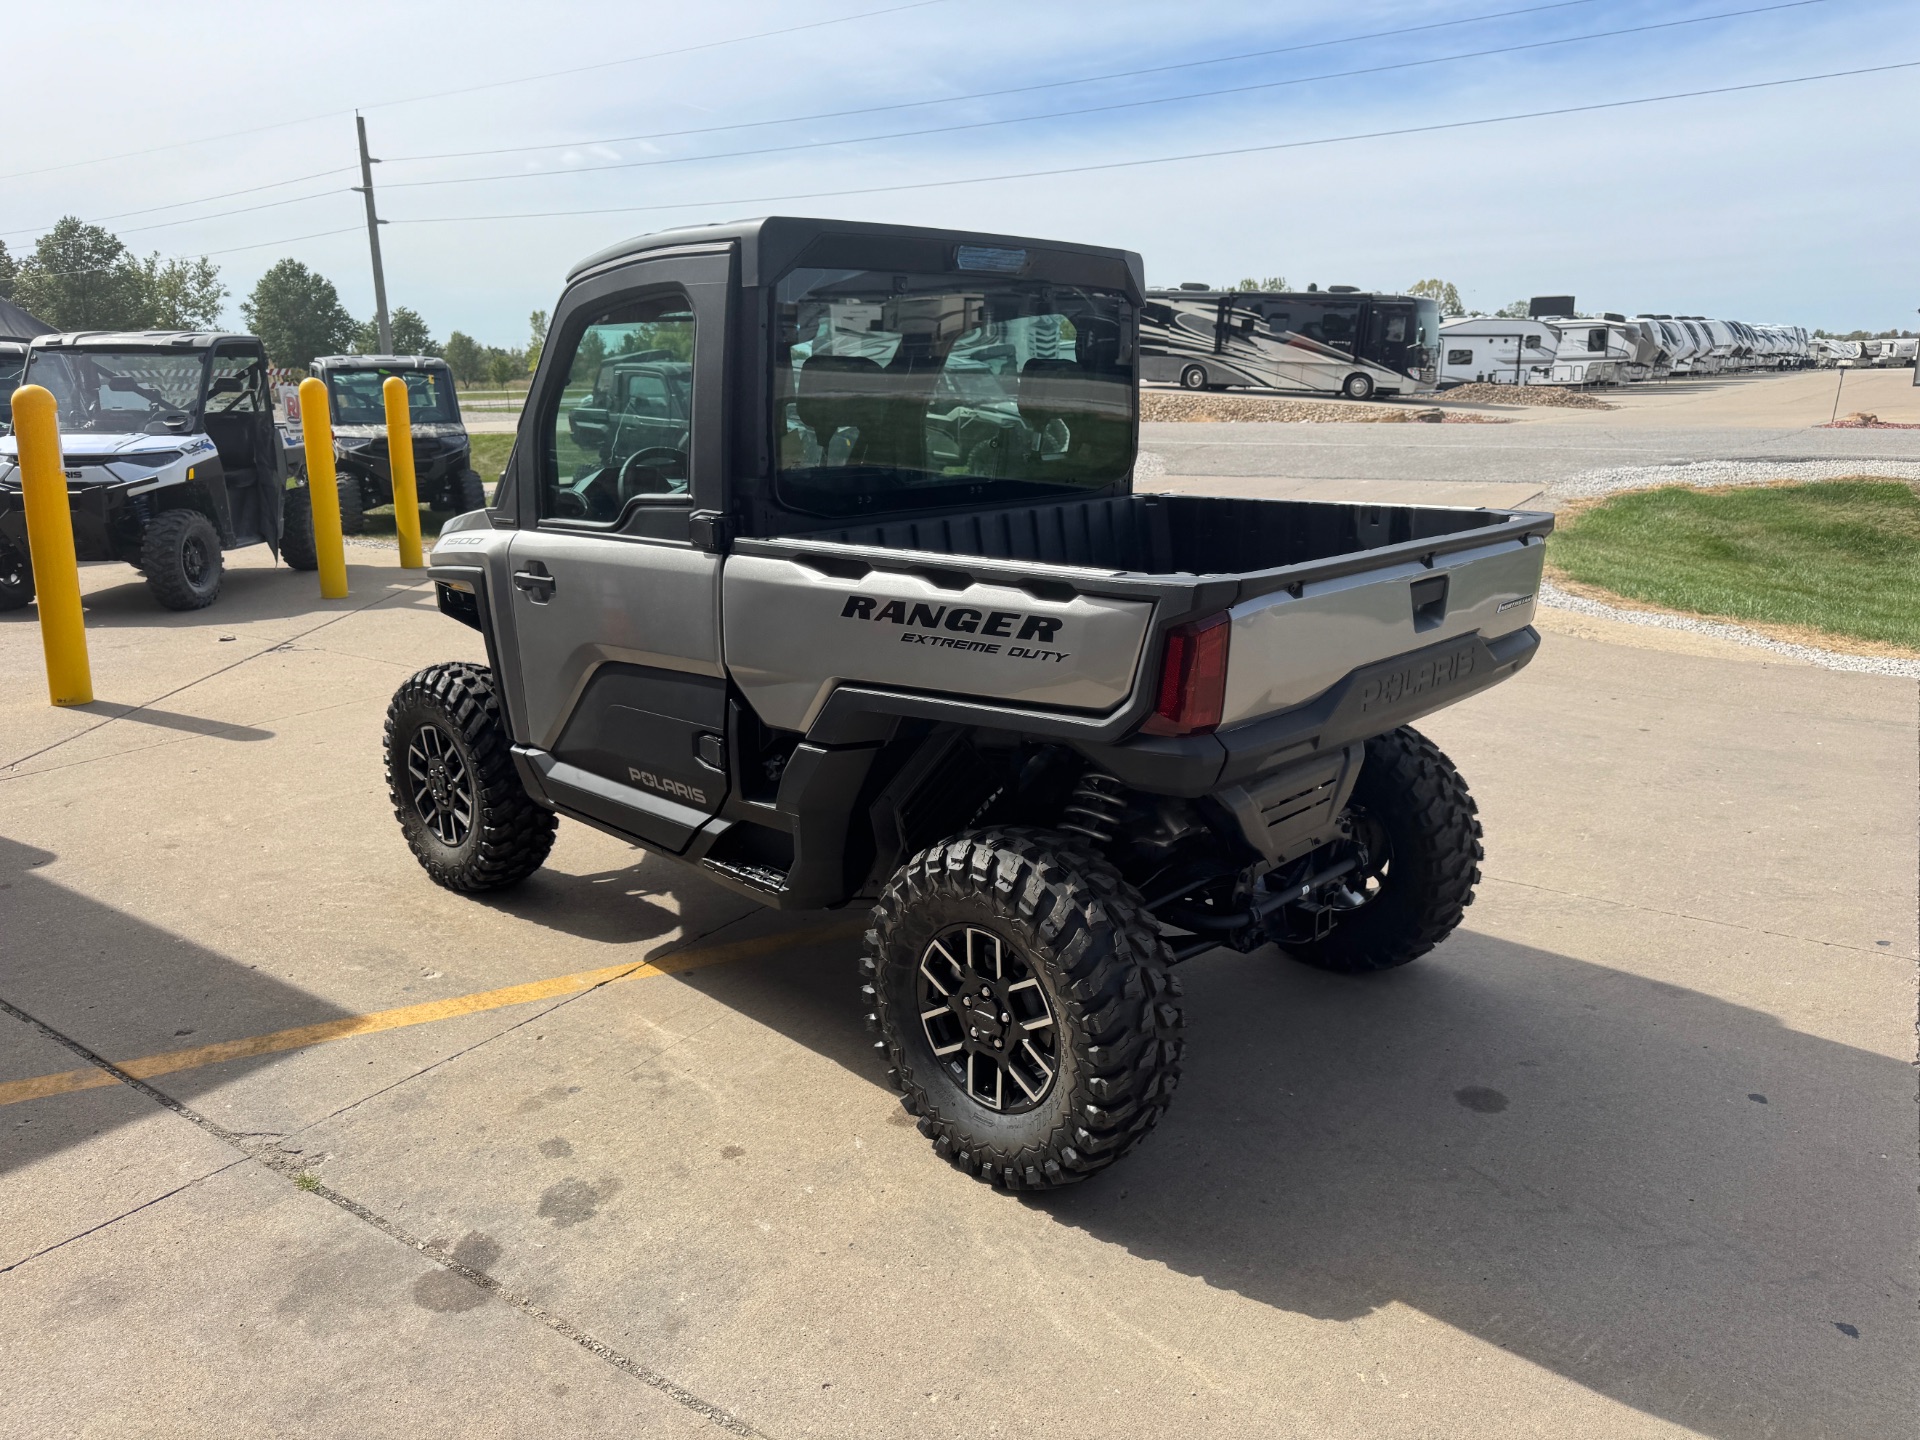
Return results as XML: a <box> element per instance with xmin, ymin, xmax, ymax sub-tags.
<box><xmin>356</xmin><ymin>436</ymin><xmax>510</xmax><ymax>542</ymax></box>
<box><xmin>1548</xmin><ymin>480</ymin><xmax>1920</xmax><ymax>650</ymax></box>
<box><xmin>469</xmin><ymin>432</ymin><xmax>514</xmax><ymax>480</ymax></box>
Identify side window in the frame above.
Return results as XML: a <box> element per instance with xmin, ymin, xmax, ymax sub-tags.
<box><xmin>543</xmin><ymin>293</ymin><xmax>695</xmax><ymax>524</ymax></box>
<box><xmin>208</xmin><ymin>353</ymin><xmax>265</xmax><ymax>413</ymax></box>
<box><xmin>1588</xmin><ymin>328</ymin><xmax>1608</xmax><ymax>353</ymax></box>
<box><xmin>1447</xmin><ymin>348</ymin><xmax>1473</xmax><ymax>365</ymax></box>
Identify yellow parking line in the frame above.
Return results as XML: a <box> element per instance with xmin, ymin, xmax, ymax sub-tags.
<box><xmin>0</xmin><ymin>921</ymin><xmax>861</xmax><ymax>1111</ymax></box>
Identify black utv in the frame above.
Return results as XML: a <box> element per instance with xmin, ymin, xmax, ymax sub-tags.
<box><xmin>0</xmin><ymin>340</ymin><xmax>25</xmax><ymax>430</ymax></box>
<box><xmin>0</xmin><ymin>332</ymin><xmax>319</xmax><ymax>611</ymax></box>
<box><xmin>298</xmin><ymin>355</ymin><xmax>487</xmax><ymax>534</ymax></box>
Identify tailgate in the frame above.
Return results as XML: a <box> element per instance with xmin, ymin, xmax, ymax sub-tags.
<box><xmin>1219</xmin><ymin>530</ymin><xmax>1546</xmax><ymax>726</ymax></box>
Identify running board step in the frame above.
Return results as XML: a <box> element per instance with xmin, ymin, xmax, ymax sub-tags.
<box><xmin>700</xmin><ymin>857</ymin><xmax>789</xmax><ymax>895</ymax></box>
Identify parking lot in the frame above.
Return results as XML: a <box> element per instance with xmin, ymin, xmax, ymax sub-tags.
<box><xmin>2</xmin><ymin>393</ymin><xmax>1916</xmax><ymax>1438</ymax></box>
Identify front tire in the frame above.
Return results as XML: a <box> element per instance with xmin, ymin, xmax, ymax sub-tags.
<box><xmin>864</xmin><ymin>830</ymin><xmax>1185</xmax><ymax>1189</ymax></box>
<box><xmin>334</xmin><ymin>470</ymin><xmax>367</xmax><ymax>535</ymax></box>
<box><xmin>1179</xmin><ymin>364</ymin><xmax>1209</xmax><ymax>390</ymax></box>
<box><xmin>1285</xmin><ymin>726</ymin><xmax>1482</xmax><ymax>974</ymax></box>
<box><xmin>141</xmin><ymin>509</ymin><xmax>223</xmax><ymax>610</ymax></box>
<box><xmin>384</xmin><ymin>662</ymin><xmax>556</xmax><ymax>892</ymax></box>
<box><xmin>0</xmin><ymin>543</ymin><xmax>33</xmax><ymax>611</ymax></box>
<box><xmin>1341</xmin><ymin>372</ymin><xmax>1376</xmax><ymax>401</ymax></box>
<box><xmin>279</xmin><ymin>485</ymin><xmax>319</xmax><ymax>571</ymax></box>
<box><xmin>442</xmin><ymin>468</ymin><xmax>488</xmax><ymax>515</ymax></box>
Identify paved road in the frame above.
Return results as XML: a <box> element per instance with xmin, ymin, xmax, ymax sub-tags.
<box><xmin>1</xmin><ymin>547</ymin><xmax>1912</xmax><ymax>1437</ymax></box>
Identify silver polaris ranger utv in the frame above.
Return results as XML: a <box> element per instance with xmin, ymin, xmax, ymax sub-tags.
<box><xmin>388</xmin><ymin>217</ymin><xmax>1551</xmax><ymax>1189</ymax></box>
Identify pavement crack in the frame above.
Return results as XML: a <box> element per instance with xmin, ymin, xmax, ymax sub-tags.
<box><xmin>0</xmin><ymin>1156</ymin><xmax>250</xmax><ymax>1276</ymax></box>
<box><xmin>0</xmin><ymin>987</ymin><xmax>769</xmax><ymax>1438</ymax></box>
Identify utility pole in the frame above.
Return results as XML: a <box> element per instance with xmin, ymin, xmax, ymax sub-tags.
<box><xmin>353</xmin><ymin>113</ymin><xmax>392</xmax><ymax>354</ymax></box>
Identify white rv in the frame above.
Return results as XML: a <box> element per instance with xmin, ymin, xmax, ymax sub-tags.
<box><xmin>1540</xmin><ymin>315</ymin><xmax>1633</xmax><ymax>385</ymax></box>
<box><xmin>1437</xmin><ymin>317</ymin><xmax>1561</xmax><ymax>387</ymax></box>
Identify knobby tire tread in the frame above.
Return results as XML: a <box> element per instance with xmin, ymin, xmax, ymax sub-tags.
<box><xmin>863</xmin><ymin>828</ymin><xmax>1185</xmax><ymax>1190</ymax></box>
<box><xmin>384</xmin><ymin>662</ymin><xmax>555</xmax><ymax>892</ymax></box>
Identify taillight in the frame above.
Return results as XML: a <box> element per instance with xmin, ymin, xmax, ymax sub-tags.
<box><xmin>1141</xmin><ymin>611</ymin><xmax>1231</xmax><ymax>736</ymax></box>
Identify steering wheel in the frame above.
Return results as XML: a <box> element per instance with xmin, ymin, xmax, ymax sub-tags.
<box><xmin>617</xmin><ymin>445</ymin><xmax>688</xmax><ymax>501</ymax></box>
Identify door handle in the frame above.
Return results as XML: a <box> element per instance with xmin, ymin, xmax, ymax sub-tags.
<box><xmin>512</xmin><ymin>563</ymin><xmax>556</xmax><ymax>602</ymax></box>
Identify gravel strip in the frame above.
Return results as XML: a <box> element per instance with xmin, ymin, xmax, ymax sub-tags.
<box><xmin>1548</xmin><ymin>457</ymin><xmax>1920</xmax><ymax>502</ymax></box>
<box><xmin>1538</xmin><ymin>579</ymin><xmax>1920</xmax><ymax>677</ymax></box>
<box><xmin>1434</xmin><ymin>382</ymin><xmax>1615</xmax><ymax>410</ymax></box>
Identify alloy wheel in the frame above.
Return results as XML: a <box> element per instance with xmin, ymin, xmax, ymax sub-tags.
<box><xmin>406</xmin><ymin>722</ymin><xmax>476</xmax><ymax>847</ymax></box>
<box><xmin>918</xmin><ymin>925</ymin><xmax>1058</xmax><ymax>1113</ymax></box>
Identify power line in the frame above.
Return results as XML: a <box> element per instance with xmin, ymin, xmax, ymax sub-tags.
<box><xmin>0</xmin><ymin>0</ymin><xmax>949</xmax><ymax>183</ymax></box>
<box><xmin>0</xmin><ymin>166</ymin><xmax>361</xmax><ymax>239</ymax></box>
<box><xmin>15</xmin><ymin>227</ymin><xmax>366</xmax><ymax>281</ymax></box>
<box><xmin>383</xmin><ymin>0</ymin><xmax>1611</xmax><ymax>164</ymax></box>
<box><xmin>377</xmin><ymin>0</ymin><xmax>1832</xmax><ymax>194</ymax></box>
<box><xmin>383</xmin><ymin>61</ymin><xmax>1920</xmax><ymax>228</ymax></box>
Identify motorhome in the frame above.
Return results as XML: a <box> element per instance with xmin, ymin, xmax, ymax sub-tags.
<box><xmin>1437</xmin><ymin>316</ymin><xmax>1561</xmax><ymax>387</ymax></box>
<box><xmin>1140</xmin><ymin>286</ymin><xmax>1439</xmax><ymax>400</ymax></box>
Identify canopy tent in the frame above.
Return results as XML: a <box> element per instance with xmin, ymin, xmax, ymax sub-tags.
<box><xmin>0</xmin><ymin>297</ymin><xmax>54</xmax><ymax>340</ymax></box>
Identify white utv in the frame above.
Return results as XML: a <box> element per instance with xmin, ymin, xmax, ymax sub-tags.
<box><xmin>0</xmin><ymin>331</ymin><xmax>318</xmax><ymax>611</ymax></box>
<box><xmin>386</xmin><ymin>217</ymin><xmax>1551</xmax><ymax>1189</ymax></box>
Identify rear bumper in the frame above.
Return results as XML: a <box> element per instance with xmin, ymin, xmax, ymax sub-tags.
<box><xmin>1074</xmin><ymin>625</ymin><xmax>1539</xmax><ymax>797</ymax></box>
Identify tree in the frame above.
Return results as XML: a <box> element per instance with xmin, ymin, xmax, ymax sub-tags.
<box><xmin>443</xmin><ymin>331</ymin><xmax>485</xmax><ymax>384</ymax></box>
<box><xmin>1234</xmin><ymin>276</ymin><xmax>1288</xmax><ymax>292</ymax></box>
<box><xmin>348</xmin><ymin>305</ymin><xmax>437</xmax><ymax>356</ymax></box>
<box><xmin>486</xmin><ymin>347</ymin><xmax>526</xmax><ymax>386</ymax></box>
<box><xmin>241</xmin><ymin>259</ymin><xmax>355</xmax><ymax>368</ymax></box>
<box><xmin>12</xmin><ymin>218</ymin><xmax>152</xmax><ymax>331</ymax></box>
<box><xmin>526</xmin><ymin>309</ymin><xmax>549</xmax><ymax>375</ymax></box>
<box><xmin>0</xmin><ymin>240</ymin><xmax>15</xmax><ymax>301</ymax></box>
<box><xmin>1494</xmin><ymin>299</ymin><xmax>1530</xmax><ymax>319</ymax></box>
<box><xmin>143</xmin><ymin>255</ymin><xmax>225</xmax><ymax>329</ymax></box>
<box><xmin>1407</xmin><ymin>278</ymin><xmax>1466</xmax><ymax>315</ymax></box>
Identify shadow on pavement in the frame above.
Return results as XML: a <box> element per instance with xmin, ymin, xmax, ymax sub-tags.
<box><xmin>675</xmin><ymin>919</ymin><xmax>1913</xmax><ymax>1440</ymax></box>
<box><xmin>0</xmin><ymin>835</ymin><xmax>359</xmax><ymax>1179</ymax></box>
<box><xmin>5</xmin><ymin>823</ymin><xmax>1907</xmax><ymax>1438</ymax></box>
<box><xmin>71</xmin><ymin>703</ymin><xmax>273</xmax><ymax>742</ymax></box>
<box><xmin>472</xmin><ymin>851</ymin><xmax>696</xmax><ymax>947</ymax></box>
<box><xmin>0</xmin><ymin>561</ymin><xmax>434</xmax><ymax>631</ymax></box>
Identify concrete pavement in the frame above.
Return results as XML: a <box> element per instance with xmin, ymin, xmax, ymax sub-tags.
<box><xmin>1</xmin><ymin>534</ymin><xmax>1914</xmax><ymax>1436</ymax></box>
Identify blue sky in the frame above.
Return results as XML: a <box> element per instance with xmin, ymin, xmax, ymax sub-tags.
<box><xmin>6</xmin><ymin>0</ymin><xmax>1915</xmax><ymax>344</ymax></box>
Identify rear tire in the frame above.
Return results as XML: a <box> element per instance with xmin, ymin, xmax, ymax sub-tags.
<box><xmin>279</xmin><ymin>485</ymin><xmax>319</xmax><ymax>571</ymax></box>
<box><xmin>384</xmin><ymin>662</ymin><xmax>556</xmax><ymax>892</ymax></box>
<box><xmin>1285</xmin><ymin>726</ymin><xmax>1482</xmax><ymax>974</ymax></box>
<box><xmin>864</xmin><ymin>829</ymin><xmax>1185</xmax><ymax>1189</ymax></box>
<box><xmin>1179</xmin><ymin>364</ymin><xmax>1208</xmax><ymax>390</ymax></box>
<box><xmin>0</xmin><ymin>543</ymin><xmax>33</xmax><ymax>611</ymax></box>
<box><xmin>334</xmin><ymin>470</ymin><xmax>366</xmax><ymax>536</ymax></box>
<box><xmin>1341</xmin><ymin>372</ymin><xmax>1376</xmax><ymax>401</ymax></box>
<box><xmin>141</xmin><ymin>509</ymin><xmax>223</xmax><ymax>610</ymax></box>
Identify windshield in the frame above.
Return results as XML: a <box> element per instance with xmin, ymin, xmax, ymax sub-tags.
<box><xmin>326</xmin><ymin>366</ymin><xmax>458</xmax><ymax>425</ymax></box>
<box><xmin>774</xmin><ymin>267</ymin><xmax>1134</xmax><ymax>518</ymax></box>
<box><xmin>24</xmin><ymin>349</ymin><xmax>205</xmax><ymax>434</ymax></box>
<box><xmin>0</xmin><ymin>353</ymin><xmax>23</xmax><ymax>394</ymax></box>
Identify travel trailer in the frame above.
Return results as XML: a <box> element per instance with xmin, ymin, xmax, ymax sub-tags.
<box><xmin>1437</xmin><ymin>316</ymin><xmax>1561</xmax><ymax>387</ymax></box>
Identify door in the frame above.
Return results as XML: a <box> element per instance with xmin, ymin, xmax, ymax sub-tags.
<box><xmin>497</xmin><ymin>249</ymin><xmax>733</xmax><ymax>852</ymax></box>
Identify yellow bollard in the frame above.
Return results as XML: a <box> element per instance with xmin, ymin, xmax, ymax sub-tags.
<box><xmin>12</xmin><ymin>385</ymin><xmax>93</xmax><ymax>706</ymax></box>
<box><xmin>382</xmin><ymin>375</ymin><xmax>425</xmax><ymax>570</ymax></box>
<box><xmin>297</xmin><ymin>376</ymin><xmax>349</xmax><ymax>599</ymax></box>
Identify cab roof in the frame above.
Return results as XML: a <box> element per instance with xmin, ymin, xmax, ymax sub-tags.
<box><xmin>565</xmin><ymin>214</ymin><xmax>1145</xmax><ymax>295</ymax></box>
<box><xmin>30</xmin><ymin>330</ymin><xmax>260</xmax><ymax>350</ymax></box>
<box><xmin>311</xmin><ymin>354</ymin><xmax>452</xmax><ymax>372</ymax></box>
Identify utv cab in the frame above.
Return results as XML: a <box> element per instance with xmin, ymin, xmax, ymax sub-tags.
<box><xmin>0</xmin><ymin>331</ymin><xmax>318</xmax><ymax>612</ymax></box>
<box><xmin>301</xmin><ymin>355</ymin><xmax>487</xmax><ymax>533</ymax></box>
<box><xmin>0</xmin><ymin>341</ymin><xmax>26</xmax><ymax>429</ymax></box>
